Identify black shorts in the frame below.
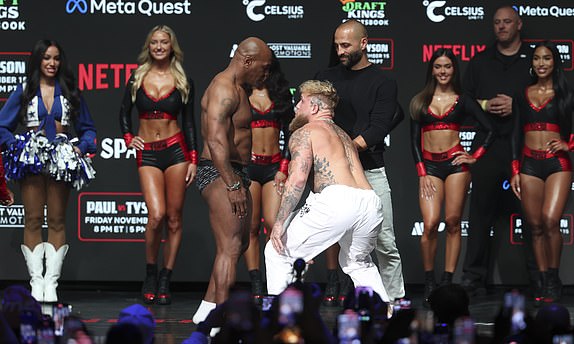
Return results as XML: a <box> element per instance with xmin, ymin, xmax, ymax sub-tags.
<box><xmin>196</xmin><ymin>159</ymin><xmax>251</xmax><ymax>194</ymax></box>
<box><xmin>521</xmin><ymin>148</ymin><xmax>572</xmax><ymax>180</ymax></box>
<box><xmin>423</xmin><ymin>144</ymin><xmax>468</xmax><ymax>181</ymax></box>
<box><xmin>136</xmin><ymin>132</ymin><xmax>188</xmax><ymax>171</ymax></box>
<box><xmin>248</xmin><ymin>162</ymin><xmax>279</xmax><ymax>185</ymax></box>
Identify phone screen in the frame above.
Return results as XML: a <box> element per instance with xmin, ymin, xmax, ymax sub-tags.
<box><xmin>554</xmin><ymin>335</ymin><xmax>574</xmax><ymax>344</ymax></box>
<box><xmin>52</xmin><ymin>303</ymin><xmax>72</xmax><ymax>336</ymax></box>
<box><xmin>279</xmin><ymin>287</ymin><xmax>303</xmax><ymax>325</ymax></box>
<box><xmin>338</xmin><ymin>311</ymin><xmax>360</xmax><ymax>341</ymax></box>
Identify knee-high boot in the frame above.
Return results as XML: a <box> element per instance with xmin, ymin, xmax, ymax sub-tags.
<box><xmin>44</xmin><ymin>243</ymin><xmax>69</xmax><ymax>302</ymax></box>
<box><xmin>21</xmin><ymin>243</ymin><xmax>45</xmax><ymax>302</ymax></box>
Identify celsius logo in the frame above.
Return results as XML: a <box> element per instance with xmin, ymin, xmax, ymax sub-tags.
<box><xmin>340</xmin><ymin>0</ymin><xmax>389</xmax><ymax>26</ymax></box>
<box><xmin>65</xmin><ymin>0</ymin><xmax>191</xmax><ymax>16</ymax></box>
<box><xmin>422</xmin><ymin>0</ymin><xmax>484</xmax><ymax>23</ymax></box>
<box><xmin>513</xmin><ymin>5</ymin><xmax>574</xmax><ymax>18</ymax></box>
<box><xmin>243</xmin><ymin>0</ymin><xmax>303</xmax><ymax>22</ymax></box>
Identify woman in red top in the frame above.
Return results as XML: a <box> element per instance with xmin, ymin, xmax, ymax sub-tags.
<box><xmin>119</xmin><ymin>25</ymin><xmax>198</xmax><ymax>305</ymax></box>
<box><xmin>410</xmin><ymin>49</ymin><xmax>493</xmax><ymax>306</ymax></box>
<box><xmin>510</xmin><ymin>41</ymin><xmax>574</xmax><ymax>304</ymax></box>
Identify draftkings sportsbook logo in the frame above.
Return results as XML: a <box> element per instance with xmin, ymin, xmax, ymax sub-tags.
<box><xmin>0</xmin><ymin>0</ymin><xmax>26</xmax><ymax>31</ymax></box>
<box><xmin>423</xmin><ymin>0</ymin><xmax>484</xmax><ymax>23</ymax></box>
<box><xmin>243</xmin><ymin>0</ymin><xmax>303</xmax><ymax>22</ymax></box>
<box><xmin>340</xmin><ymin>0</ymin><xmax>389</xmax><ymax>26</ymax></box>
<box><xmin>65</xmin><ymin>0</ymin><xmax>191</xmax><ymax>16</ymax></box>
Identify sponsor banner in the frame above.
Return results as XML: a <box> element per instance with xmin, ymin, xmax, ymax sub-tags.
<box><xmin>513</xmin><ymin>5</ymin><xmax>574</xmax><ymax>18</ymax></box>
<box><xmin>268</xmin><ymin>43</ymin><xmax>311</xmax><ymax>59</ymax></box>
<box><xmin>78</xmin><ymin>192</ymin><xmax>148</xmax><ymax>242</ymax></box>
<box><xmin>340</xmin><ymin>0</ymin><xmax>389</xmax><ymax>27</ymax></box>
<box><xmin>243</xmin><ymin>0</ymin><xmax>304</xmax><ymax>22</ymax></box>
<box><xmin>65</xmin><ymin>0</ymin><xmax>192</xmax><ymax>16</ymax></box>
<box><xmin>0</xmin><ymin>52</ymin><xmax>28</xmax><ymax>103</ymax></box>
<box><xmin>525</xmin><ymin>39</ymin><xmax>573</xmax><ymax>71</ymax></box>
<box><xmin>0</xmin><ymin>0</ymin><xmax>26</xmax><ymax>31</ymax></box>
<box><xmin>99</xmin><ymin>137</ymin><xmax>137</xmax><ymax>160</ymax></box>
<box><xmin>510</xmin><ymin>214</ymin><xmax>573</xmax><ymax>245</ymax></box>
<box><xmin>459</xmin><ymin>127</ymin><xmax>475</xmax><ymax>152</ymax></box>
<box><xmin>78</xmin><ymin>63</ymin><xmax>138</xmax><ymax>91</ymax></box>
<box><xmin>411</xmin><ymin>220</ymin><xmax>469</xmax><ymax>236</ymax></box>
<box><xmin>367</xmin><ymin>38</ymin><xmax>393</xmax><ymax>69</ymax></box>
<box><xmin>422</xmin><ymin>0</ymin><xmax>484</xmax><ymax>23</ymax></box>
<box><xmin>422</xmin><ymin>44</ymin><xmax>486</xmax><ymax>63</ymax></box>
<box><xmin>0</xmin><ymin>204</ymin><xmax>47</xmax><ymax>229</ymax></box>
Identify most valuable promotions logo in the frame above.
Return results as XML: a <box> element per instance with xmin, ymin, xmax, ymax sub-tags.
<box><xmin>339</xmin><ymin>0</ymin><xmax>389</xmax><ymax>26</ymax></box>
<box><xmin>0</xmin><ymin>0</ymin><xmax>26</xmax><ymax>31</ymax></box>
<box><xmin>422</xmin><ymin>0</ymin><xmax>483</xmax><ymax>23</ymax></box>
<box><xmin>243</xmin><ymin>0</ymin><xmax>303</xmax><ymax>22</ymax></box>
<box><xmin>65</xmin><ymin>0</ymin><xmax>191</xmax><ymax>16</ymax></box>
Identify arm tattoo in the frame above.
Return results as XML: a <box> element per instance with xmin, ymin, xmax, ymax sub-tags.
<box><xmin>275</xmin><ymin>128</ymin><xmax>312</xmax><ymax>225</ymax></box>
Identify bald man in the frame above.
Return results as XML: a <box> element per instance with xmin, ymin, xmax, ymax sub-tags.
<box><xmin>315</xmin><ymin>19</ymin><xmax>405</xmax><ymax>303</ymax></box>
<box><xmin>192</xmin><ymin>37</ymin><xmax>272</xmax><ymax>324</ymax></box>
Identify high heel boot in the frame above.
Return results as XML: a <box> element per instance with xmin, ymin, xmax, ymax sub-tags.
<box><xmin>142</xmin><ymin>264</ymin><xmax>158</xmax><ymax>304</ymax></box>
<box><xmin>157</xmin><ymin>268</ymin><xmax>172</xmax><ymax>305</ymax></box>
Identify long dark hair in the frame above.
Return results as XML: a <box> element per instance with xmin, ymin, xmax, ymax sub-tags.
<box><xmin>530</xmin><ymin>41</ymin><xmax>573</xmax><ymax>139</ymax></box>
<box><xmin>20</xmin><ymin>39</ymin><xmax>81</xmax><ymax>121</ymax></box>
<box><xmin>409</xmin><ymin>48</ymin><xmax>462</xmax><ymax>121</ymax></box>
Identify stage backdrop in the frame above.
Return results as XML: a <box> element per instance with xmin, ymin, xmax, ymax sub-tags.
<box><xmin>1</xmin><ymin>0</ymin><xmax>573</xmax><ymax>286</ymax></box>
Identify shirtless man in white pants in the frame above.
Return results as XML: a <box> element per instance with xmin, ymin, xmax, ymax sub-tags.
<box><xmin>265</xmin><ymin>80</ymin><xmax>389</xmax><ymax>302</ymax></box>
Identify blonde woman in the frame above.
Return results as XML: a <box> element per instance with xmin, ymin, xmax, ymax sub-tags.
<box><xmin>119</xmin><ymin>25</ymin><xmax>198</xmax><ymax>305</ymax></box>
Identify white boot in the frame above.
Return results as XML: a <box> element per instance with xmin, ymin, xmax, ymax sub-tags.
<box><xmin>44</xmin><ymin>243</ymin><xmax>68</xmax><ymax>302</ymax></box>
<box><xmin>21</xmin><ymin>243</ymin><xmax>45</xmax><ymax>302</ymax></box>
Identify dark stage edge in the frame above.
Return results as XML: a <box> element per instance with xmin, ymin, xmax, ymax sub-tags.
<box><xmin>2</xmin><ymin>283</ymin><xmax>574</xmax><ymax>343</ymax></box>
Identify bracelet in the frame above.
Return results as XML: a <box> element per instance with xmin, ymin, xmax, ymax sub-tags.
<box><xmin>188</xmin><ymin>150</ymin><xmax>198</xmax><ymax>164</ymax></box>
<box><xmin>511</xmin><ymin>160</ymin><xmax>520</xmax><ymax>176</ymax></box>
<box><xmin>123</xmin><ymin>133</ymin><xmax>134</xmax><ymax>147</ymax></box>
<box><xmin>226</xmin><ymin>181</ymin><xmax>241</xmax><ymax>192</ymax></box>
<box><xmin>480</xmin><ymin>99</ymin><xmax>488</xmax><ymax>111</ymax></box>
<box><xmin>416</xmin><ymin>162</ymin><xmax>427</xmax><ymax>177</ymax></box>
<box><xmin>471</xmin><ymin>146</ymin><xmax>486</xmax><ymax>160</ymax></box>
<box><xmin>279</xmin><ymin>158</ymin><xmax>289</xmax><ymax>176</ymax></box>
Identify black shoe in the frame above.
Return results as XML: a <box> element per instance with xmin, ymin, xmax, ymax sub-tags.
<box><xmin>532</xmin><ymin>271</ymin><xmax>544</xmax><ymax>308</ymax></box>
<box><xmin>423</xmin><ymin>278</ymin><xmax>436</xmax><ymax>309</ymax></box>
<box><xmin>141</xmin><ymin>264</ymin><xmax>158</xmax><ymax>304</ymax></box>
<box><xmin>323</xmin><ymin>270</ymin><xmax>339</xmax><ymax>307</ymax></box>
<box><xmin>157</xmin><ymin>268</ymin><xmax>172</xmax><ymax>305</ymax></box>
<box><xmin>461</xmin><ymin>279</ymin><xmax>486</xmax><ymax>297</ymax></box>
<box><xmin>338</xmin><ymin>274</ymin><xmax>353</xmax><ymax>307</ymax></box>
<box><xmin>439</xmin><ymin>272</ymin><xmax>453</xmax><ymax>287</ymax></box>
<box><xmin>249</xmin><ymin>269</ymin><xmax>264</xmax><ymax>304</ymax></box>
<box><xmin>544</xmin><ymin>269</ymin><xmax>562</xmax><ymax>303</ymax></box>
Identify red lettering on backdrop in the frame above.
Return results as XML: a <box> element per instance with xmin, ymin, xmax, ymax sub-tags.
<box><xmin>422</xmin><ymin>44</ymin><xmax>487</xmax><ymax>62</ymax></box>
<box><xmin>78</xmin><ymin>63</ymin><xmax>138</xmax><ymax>91</ymax></box>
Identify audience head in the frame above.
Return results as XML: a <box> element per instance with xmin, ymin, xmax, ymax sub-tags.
<box><xmin>428</xmin><ymin>284</ymin><xmax>470</xmax><ymax>326</ymax></box>
<box><xmin>117</xmin><ymin>304</ymin><xmax>155</xmax><ymax>344</ymax></box>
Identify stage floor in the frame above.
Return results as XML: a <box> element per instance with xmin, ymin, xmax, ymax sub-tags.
<box><xmin>3</xmin><ymin>284</ymin><xmax>574</xmax><ymax>343</ymax></box>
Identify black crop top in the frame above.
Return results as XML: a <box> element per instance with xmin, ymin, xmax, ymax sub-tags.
<box><xmin>119</xmin><ymin>76</ymin><xmax>197</xmax><ymax>152</ymax></box>
<box><xmin>511</xmin><ymin>89</ymin><xmax>574</xmax><ymax>161</ymax></box>
<box><xmin>410</xmin><ymin>93</ymin><xmax>495</xmax><ymax>165</ymax></box>
<box><xmin>250</xmin><ymin>102</ymin><xmax>291</xmax><ymax>160</ymax></box>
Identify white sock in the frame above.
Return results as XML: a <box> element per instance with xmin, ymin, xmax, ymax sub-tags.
<box><xmin>210</xmin><ymin>327</ymin><xmax>221</xmax><ymax>337</ymax></box>
<box><xmin>192</xmin><ymin>300</ymin><xmax>216</xmax><ymax>324</ymax></box>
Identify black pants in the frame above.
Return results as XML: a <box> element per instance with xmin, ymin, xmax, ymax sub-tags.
<box><xmin>462</xmin><ymin>134</ymin><xmax>538</xmax><ymax>285</ymax></box>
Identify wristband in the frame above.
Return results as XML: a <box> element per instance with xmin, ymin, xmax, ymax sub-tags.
<box><xmin>123</xmin><ymin>133</ymin><xmax>134</xmax><ymax>147</ymax></box>
<box><xmin>226</xmin><ymin>181</ymin><xmax>241</xmax><ymax>192</ymax></box>
<box><xmin>568</xmin><ymin>134</ymin><xmax>574</xmax><ymax>151</ymax></box>
<box><xmin>511</xmin><ymin>160</ymin><xmax>520</xmax><ymax>176</ymax></box>
<box><xmin>279</xmin><ymin>158</ymin><xmax>289</xmax><ymax>176</ymax></box>
<box><xmin>471</xmin><ymin>146</ymin><xmax>486</xmax><ymax>160</ymax></box>
<box><xmin>416</xmin><ymin>162</ymin><xmax>427</xmax><ymax>177</ymax></box>
<box><xmin>188</xmin><ymin>150</ymin><xmax>198</xmax><ymax>164</ymax></box>
<box><xmin>480</xmin><ymin>99</ymin><xmax>488</xmax><ymax>111</ymax></box>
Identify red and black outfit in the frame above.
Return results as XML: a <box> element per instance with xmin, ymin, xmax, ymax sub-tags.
<box><xmin>119</xmin><ymin>77</ymin><xmax>198</xmax><ymax>168</ymax></box>
<box><xmin>511</xmin><ymin>90</ymin><xmax>573</xmax><ymax>180</ymax></box>
<box><xmin>410</xmin><ymin>94</ymin><xmax>495</xmax><ymax>179</ymax></box>
<box><xmin>248</xmin><ymin>102</ymin><xmax>291</xmax><ymax>184</ymax></box>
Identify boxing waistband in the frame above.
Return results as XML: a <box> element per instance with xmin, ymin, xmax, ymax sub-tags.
<box><xmin>142</xmin><ymin>131</ymin><xmax>186</xmax><ymax>151</ymax></box>
<box><xmin>423</xmin><ymin>144</ymin><xmax>464</xmax><ymax>162</ymax></box>
<box><xmin>139</xmin><ymin>111</ymin><xmax>177</xmax><ymax>120</ymax></box>
<box><xmin>523</xmin><ymin>122</ymin><xmax>560</xmax><ymax>133</ymax></box>
<box><xmin>251</xmin><ymin>119</ymin><xmax>279</xmax><ymax>129</ymax></box>
<box><xmin>422</xmin><ymin>122</ymin><xmax>460</xmax><ymax>132</ymax></box>
<box><xmin>522</xmin><ymin>146</ymin><xmax>566</xmax><ymax>160</ymax></box>
<box><xmin>251</xmin><ymin>152</ymin><xmax>281</xmax><ymax>165</ymax></box>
